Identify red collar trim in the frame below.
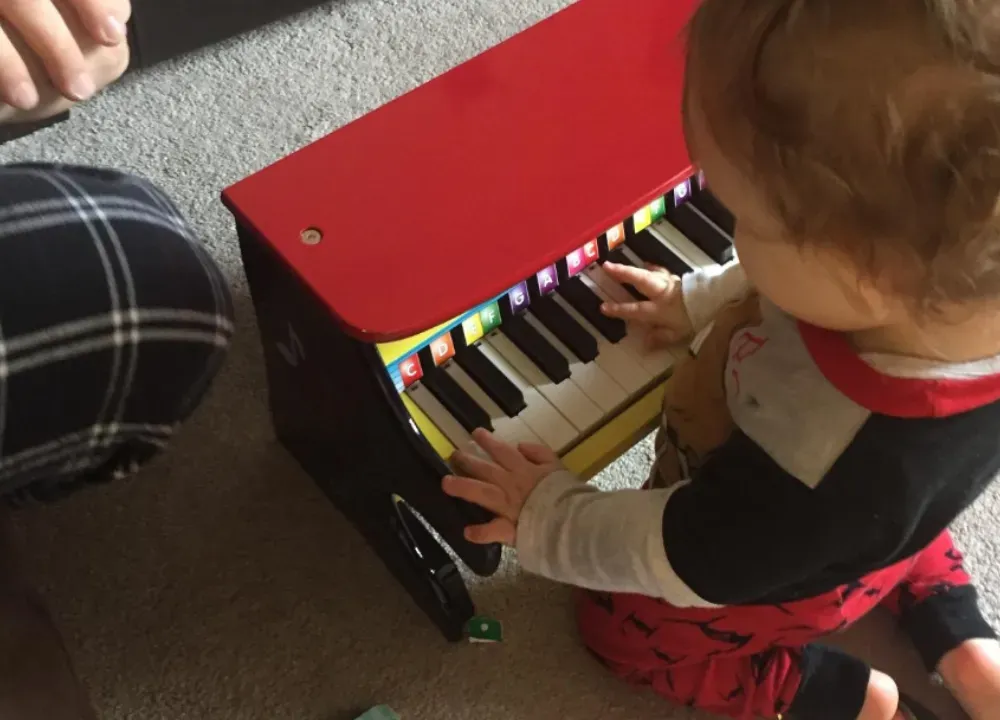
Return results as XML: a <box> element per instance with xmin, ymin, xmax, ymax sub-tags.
<box><xmin>797</xmin><ymin>321</ymin><xmax>1000</xmax><ymax>418</ymax></box>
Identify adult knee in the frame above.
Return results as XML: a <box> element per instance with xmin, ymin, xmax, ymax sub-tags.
<box><xmin>0</xmin><ymin>164</ymin><xmax>235</xmax><ymax>504</ymax></box>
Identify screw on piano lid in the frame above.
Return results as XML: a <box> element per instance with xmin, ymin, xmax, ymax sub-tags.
<box><xmin>300</xmin><ymin>227</ymin><xmax>323</xmax><ymax>245</ymax></box>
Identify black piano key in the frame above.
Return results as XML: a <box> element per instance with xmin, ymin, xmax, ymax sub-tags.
<box><xmin>627</xmin><ymin>229</ymin><xmax>693</xmax><ymax>277</ymax></box>
<box><xmin>529</xmin><ymin>295</ymin><xmax>599</xmax><ymax>362</ymax></box>
<box><xmin>499</xmin><ymin>313</ymin><xmax>571</xmax><ymax>384</ymax></box>
<box><xmin>557</xmin><ymin>276</ymin><xmax>627</xmax><ymax>343</ymax></box>
<box><xmin>605</xmin><ymin>248</ymin><xmax>633</xmax><ymax>266</ymax></box>
<box><xmin>597</xmin><ymin>233</ymin><xmax>611</xmax><ymax>262</ymax></box>
<box><xmin>691</xmin><ymin>187</ymin><xmax>736</xmax><ymax>236</ymax></box>
<box><xmin>665</xmin><ymin>203</ymin><xmax>734</xmax><ymax>265</ymax></box>
<box><xmin>455</xmin><ymin>345</ymin><xmax>526</xmax><ymax>417</ymax></box>
<box><xmin>421</xmin><ymin>365</ymin><xmax>493</xmax><ymax>433</ymax></box>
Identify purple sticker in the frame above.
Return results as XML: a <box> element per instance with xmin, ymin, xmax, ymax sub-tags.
<box><xmin>508</xmin><ymin>281</ymin><xmax>531</xmax><ymax>312</ymax></box>
<box><xmin>673</xmin><ymin>179</ymin><xmax>692</xmax><ymax>205</ymax></box>
<box><xmin>536</xmin><ymin>265</ymin><xmax>559</xmax><ymax>295</ymax></box>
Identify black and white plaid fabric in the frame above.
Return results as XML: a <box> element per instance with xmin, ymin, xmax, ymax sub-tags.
<box><xmin>0</xmin><ymin>162</ymin><xmax>234</xmax><ymax>504</ymax></box>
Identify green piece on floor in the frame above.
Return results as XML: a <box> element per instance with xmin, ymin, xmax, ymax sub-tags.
<box><xmin>466</xmin><ymin>615</ymin><xmax>503</xmax><ymax>643</ymax></box>
<box><xmin>354</xmin><ymin>705</ymin><xmax>400</xmax><ymax>720</ymax></box>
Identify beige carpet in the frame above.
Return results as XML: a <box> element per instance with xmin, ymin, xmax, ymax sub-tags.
<box><xmin>0</xmin><ymin>1</ymin><xmax>998</xmax><ymax>718</ymax></box>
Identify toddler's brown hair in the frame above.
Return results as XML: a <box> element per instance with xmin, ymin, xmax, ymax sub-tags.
<box><xmin>684</xmin><ymin>0</ymin><xmax>1000</xmax><ymax>310</ymax></box>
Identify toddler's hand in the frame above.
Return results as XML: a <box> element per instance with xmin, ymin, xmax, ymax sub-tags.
<box><xmin>599</xmin><ymin>262</ymin><xmax>694</xmax><ymax>347</ymax></box>
<box><xmin>442</xmin><ymin>428</ymin><xmax>562</xmax><ymax>546</ymax></box>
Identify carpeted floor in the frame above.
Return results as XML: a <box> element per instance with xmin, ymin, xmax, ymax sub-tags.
<box><xmin>0</xmin><ymin>1</ymin><xmax>998</xmax><ymax>718</ymax></box>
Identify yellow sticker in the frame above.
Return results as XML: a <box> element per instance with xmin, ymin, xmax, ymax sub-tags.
<box><xmin>633</xmin><ymin>206</ymin><xmax>652</xmax><ymax>233</ymax></box>
<box><xmin>462</xmin><ymin>314</ymin><xmax>485</xmax><ymax>346</ymax></box>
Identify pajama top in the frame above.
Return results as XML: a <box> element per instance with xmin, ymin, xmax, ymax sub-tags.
<box><xmin>514</xmin><ymin>261</ymin><xmax>1000</xmax><ymax>607</ymax></box>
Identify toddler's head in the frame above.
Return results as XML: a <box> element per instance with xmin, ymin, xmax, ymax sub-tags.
<box><xmin>683</xmin><ymin>0</ymin><xmax>1000</xmax><ymax>340</ymax></box>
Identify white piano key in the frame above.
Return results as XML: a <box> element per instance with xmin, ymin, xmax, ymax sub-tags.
<box><xmin>584</xmin><ymin>263</ymin><xmax>636</xmax><ymax>304</ymax></box>
<box><xmin>477</xmin><ymin>340</ymin><xmax>579</xmax><ymax>452</ymax></box>
<box><xmin>522</xmin><ymin>312</ymin><xmax>629</xmax><ymax>414</ymax></box>
<box><xmin>576</xmin><ymin>273</ymin><xmax>678</xmax><ymax>378</ymax></box>
<box><xmin>651</xmin><ymin>219</ymin><xmax>718</xmax><ymax>270</ymax></box>
<box><xmin>444</xmin><ymin>362</ymin><xmax>544</xmax><ymax>448</ymax></box>
<box><xmin>405</xmin><ymin>383</ymin><xmax>478</xmax><ymax>458</ymax></box>
<box><xmin>550</xmin><ymin>292</ymin><xmax>653</xmax><ymax>395</ymax></box>
<box><xmin>487</xmin><ymin>333</ymin><xmax>604</xmax><ymax>434</ymax></box>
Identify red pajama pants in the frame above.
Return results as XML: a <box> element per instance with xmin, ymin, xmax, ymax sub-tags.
<box><xmin>575</xmin><ymin>531</ymin><xmax>982</xmax><ymax>720</ymax></box>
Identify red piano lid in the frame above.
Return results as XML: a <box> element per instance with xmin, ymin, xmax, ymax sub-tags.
<box><xmin>222</xmin><ymin>0</ymin><xmax>697</xmax><ymax>343</ymax></box>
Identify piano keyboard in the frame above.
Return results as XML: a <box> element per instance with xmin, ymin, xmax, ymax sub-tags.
<box><xmin>380</xmin><ymin>172</ymin><xmax>736</xmax><ymax>480</ymax></box>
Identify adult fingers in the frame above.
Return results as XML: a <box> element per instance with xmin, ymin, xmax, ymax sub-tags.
<box><xmin>599</xmin><ymin>298</ymin><xmax>662</xmax><ymax>323</ymax></box>
<box><xmin>0</xmin><ymin>24</ymin><xmax>37</xmax><ymax>108</ymax></box>
<box><xmin>602</xmin><ymin>261</ymin><xmax>674</xmax><ymax>297</ymax></box>
<box><xmin>470</xmin><ymin>427</ymin><xmax>527</xmax><ymax>472</ymax></box>
<box><xmin>464</xmin><ymin>517</ymin><xmax>516</xmax><ymax>546</ymax></box>
<box><xmin>518</xmin><ymin>442</ymin><xmax>558</xmax><ymax>466</ymax></box>
<box><xmin>442</xmin><ymin>474</ymin><xmax>511</xmax><ymax>518</ymax></box>
<box><xmin>4</xmin><ymin>0</ymin><xmax>93</xmax><ymax>101</ymax></box>
<box><xmin>64</xmin><ymin>0</ymin><xmax>129</xmax><ymax>46</ymax></box>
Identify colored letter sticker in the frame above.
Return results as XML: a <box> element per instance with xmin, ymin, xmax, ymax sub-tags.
<box><xmin>606</xmin><ymin>223</ymin><xmax>626</xmax><ymax>250</ymax></box>
<box><xmin>509</xmin><ymin>281</ymin><xmax>531</xmax><ymax>313</ymax></box>
<box><xmin>480</xmin><ymin>302</ymin><xmax>502</xmax><ymax>334</ymax></box>
<box><xmin>649</xmin><ymin>196</ymin><xmax>667</xmax><ymax>222</ymax></box>
<box><xmin>536</xmin><ymin>264</ymin><xmax>559</xmax><ymax>294</ymax></box>
<box><xmin>566</xmin><ymin>248</ymin><xmax>586</xmax><ymax>276</ymax></box>
<box><xmin>462</xmin><ymin>315</ymin><xmax>485</xmax><ymax>346</ymax></box>
<box><xmin>400</xmin><ymin>353</ymin><xmax>423</xmax><ymax>388</ymax></box>
<box><xmin>429</xmin><ymin>333</ymin><xmax>456</xmax><ymax>366</ymax></box>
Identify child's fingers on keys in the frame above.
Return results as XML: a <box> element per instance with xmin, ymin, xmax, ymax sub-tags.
<box><xmin>471</xmin><ymin>427</ymin><xmax>526</xmax><ymax>471</ymax></box>
<box><xmin>600</xmin><ymin>298</ymin><xmax>660</xmax><ymax>322</ymax></box>
<box><xmin>518</xmin><ymin>442</ymin><xmax>558</xmax><ymax>465</ymax></box>
<box><xmin>450</xmin><ymin>448</ymin><xmax>502</xmax><ymax>482</ymax></box>
<box><xmin>442</xmin><ymin>475</ymin><xmax>511</xmax><ymax>517</ymax></box>
<box><xmin>602</xmin><ymin>262</ymin><xmax>672</xmax><ymax>296</ymax></box>
<box><xmin>464</xmin><ymin>517</ymin><xmax>516</xmax><ymax>546</ymax></box>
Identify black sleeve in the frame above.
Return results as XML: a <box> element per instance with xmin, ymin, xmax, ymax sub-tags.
<box><xmin>661</xmin><ymin>429</ymin><xmax>874</xmax><ymax>605</ymax></box>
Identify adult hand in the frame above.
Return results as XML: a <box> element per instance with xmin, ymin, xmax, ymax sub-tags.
<box><xmin>0</xmin><ymin>0</ymin><xmax>131</xmax><ymax>112</ymax></box>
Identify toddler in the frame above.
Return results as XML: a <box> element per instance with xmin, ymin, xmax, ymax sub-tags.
<box><xmin>442</xmin><ymin>0</ymin><xmax>1000</xmax><ymax>718</ymax></box>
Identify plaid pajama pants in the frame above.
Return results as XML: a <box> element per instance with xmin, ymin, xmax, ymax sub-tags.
<box><xmin>0</xmin><ymin>162</ymin><xmax>234</xmax><ymax>505</ymax></box>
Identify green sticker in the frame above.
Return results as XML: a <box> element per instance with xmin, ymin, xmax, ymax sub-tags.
<box><xmin>479</xmin><ymin>302</ymin><xmax>502</xmax><ymax>334</ymax></box>
<box><xmin>649</xmin><ymin>196</ymin><xmax>667</xmax><ymax>222</ymax></box>
<box><xmin>466</xmin><ymin>615</ymin><xmax>503</xmax><ymax>643</ymax></box>
<box><xmin>354</xmin><ymin>705</ymin><xmax>401</xmax><ymax>720</ymax></box>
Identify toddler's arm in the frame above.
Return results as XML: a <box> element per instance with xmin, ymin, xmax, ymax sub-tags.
<box><xmin>513</xmin><ymin>429</ymin><xmax>856</xmax><ymax>608</ymax></box>
<box><xmin>681</xmin><ymin>259</ymin><xmax>748</xmax><ymax>332</ymax></box>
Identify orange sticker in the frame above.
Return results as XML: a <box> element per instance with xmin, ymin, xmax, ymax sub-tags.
<box><xmin>429</xmin><ymin>333</ymin><xmax>456</xmax><ymax>366</ymax></box>
<box><xmin>606</xmin><ymin>223</ymin><xmax>626</xmax><ymax>250</ymax></box>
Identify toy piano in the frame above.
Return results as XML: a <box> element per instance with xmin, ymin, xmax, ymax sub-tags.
<box><xmin>222</xmin><ymin>0</ymin><xmax>735</xmax><ymax>642</ymax></box>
